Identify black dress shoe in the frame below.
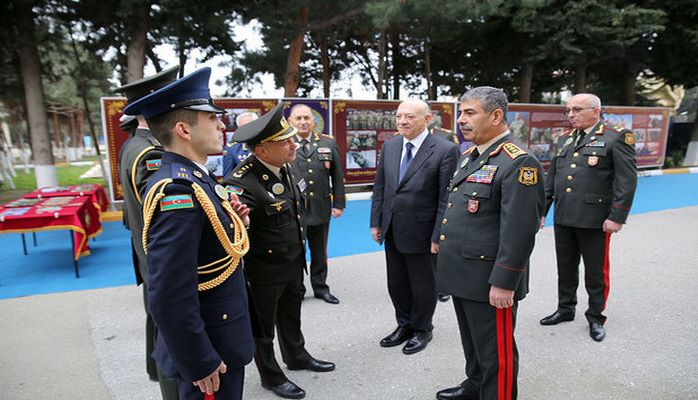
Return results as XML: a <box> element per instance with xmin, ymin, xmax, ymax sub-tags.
<box><xmin>287</xmin><ymin>357</ymin><xmax>335</xmax><ymax>372</ymax></box>
<box><xmin>589</xmin><ymin>321</ymin><xmax>606</xmax><ymax>342</ymax></box>
<box><xmin>380</xmin><ymin>326</ymin><xmax>413</xmax><ymax>347</ymax></box>
<box><xmin>262</xmin><ymin>380</ymin><xmax>306</xmax><ymax>399</ymax></box>
<box><xmin>436</xmin><ymin>383</ymin><xmax>479</xmax><ymax>400</ymax></box>
<box><xmin>402</xmin><ymin>330</ymin><xmax>433</xmax><ymax>355</ymax></box>
<box><xmin>314</xmin><ymin>292</ymin><xmax>340</xmax><ymax>304</ymax></box>
<box><xmin>438</xmin><ymin>293</ymin><xmax>451</xmax><ymax>302</ymax></box>
<box><xmin>540</xmin><ymin>310</ymin><xmax>574</xmax><ymax>325</ymax></box>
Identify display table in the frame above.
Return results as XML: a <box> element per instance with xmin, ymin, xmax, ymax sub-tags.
<box><xmin>24</xmin><ymin>184</ymin><xmax>109</xmax><ymax>213</ymax></box>
<box><xmin>0</xmin><ymin>196</ymin><xmax>103</xmax><ymax>277</ymax></box>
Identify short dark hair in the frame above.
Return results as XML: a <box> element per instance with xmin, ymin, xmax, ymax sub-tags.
<box><xmin>146</xmin><ymin>109</ymin><xmax>199</xmax><ymax>146</ymax></box>
<box><xmin>460</xmin><ymin>86</ymin><xmax>509</xmax><ymax>121</ymax></box>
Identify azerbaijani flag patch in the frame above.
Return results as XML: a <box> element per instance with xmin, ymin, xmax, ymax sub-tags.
<box><xmin>160</xmin><ymin>194</ymin><xmax>194</xmax><ymax>211</ymax></box>
<box><xmin>226</xmin><ymin>185</ymin><xmax>244</xmax><ymax>196</ymax></box>
<box><xmin>146</xmin><ymin>159</ymin><xmax>162</xmax><ymax>171</ymax></box>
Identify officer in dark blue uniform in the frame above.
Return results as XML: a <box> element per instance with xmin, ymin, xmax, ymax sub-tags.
<box><xmin>222</xmin><ymin>112</ymin><xmax>258</xmax><ymax>179</ymax></box>
<box><xmin>123</xmin><ymin>67</ymin><xmax>254</xmax><ymax>400</ymax></box>
<box><xmin>223</xmin><ymin>104</ymin><xmax>335</xmax><ymax>399</ymax></box>
<box><xmin>115</xmin><ymin>65</ymin><xmax>180</xmax><ymax>399</ymax></box>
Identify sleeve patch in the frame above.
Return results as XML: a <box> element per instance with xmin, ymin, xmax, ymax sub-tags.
<box><xmin>517</xmin><ymin>167</ymin><xmax>538</xmax><ymax>186</ymax></box>
<box><xmin>160</xmin><ymin>194</ymin><xmax>194</xmax><ymax>211</ymax></box>
<box><xmin>624</xmin><ymin>132</ymin><xmax>635</xmax><ymax>145</ymax></box>
<box><xmin>226</xmin><ymin>185</ymin><xmax>244</xmax><ymax>195</ymax></box>
<box><xmin>146</xmin><ymin>159</ymin><xmax>161</xmax><ymax>171</ymax></box>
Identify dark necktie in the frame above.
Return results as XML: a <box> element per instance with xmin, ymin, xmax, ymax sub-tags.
<box><xmin>300</xmin><ymin>139</ymin><xmax>309</xmax><ymax>153</ymax></box>
<box><xmin>398</xmin><ymin>142</ymin><xmax>414</xmax><ymax>183</ymax></box>
<box><xmin>576</xmin><ymin>129</ymin><xmax>586</xmax><ymax>146</ymax></box>
<box><xmin>470</xmin><ymin>148</ymin><xmax>480</xmax><ymax>162</ymax></box>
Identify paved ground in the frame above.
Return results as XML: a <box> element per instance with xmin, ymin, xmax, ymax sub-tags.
<box><xmin>2</xmin><ymin>206</ymin><xmax>697</xmax><ymax>399</ymax></box>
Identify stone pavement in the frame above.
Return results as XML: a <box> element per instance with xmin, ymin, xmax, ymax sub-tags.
<box><xmin>2</xmin><ymin>206</ymin><xmax>697</xmax><ymax>399</ymax></box>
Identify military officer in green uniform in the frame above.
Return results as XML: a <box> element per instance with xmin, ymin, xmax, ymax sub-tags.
<box><xmin>223</xmin><ymin>103</ymin><xmax>335</xmax><ymax>399</ymax></box>
<box><xmin>435</xmin><ymin>87</ymin><xmax>545</xmax><ymax>400</ymax></box>
<box><xmin>115</xmin><ymin>65</ymin><xmax>180</xmax><ymax>399</ymax></box>
<box><xmin>288</xmin><ymin>103</ymin><xmax>345</xmax><ymax>304</ymax></box>
<box><xmin>430</xmin><ymin>120</ymin><xmax>459</xmax><ymax>146</ymax></box>
<box><xmin>539</xmin><ymin>93</ymin><xmax>637</xmax><ymax>342</ymax></box>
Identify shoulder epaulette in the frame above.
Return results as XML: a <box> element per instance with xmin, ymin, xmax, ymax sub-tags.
<box><xmin>501</xmin><ymin>142</ymin><xmax>527</xmax><ymax>160</ymax></box>
<box><xmin>170</xmin><ymin>163</ymin><xmax>193</xmax><ymax>181</ymax></box>
<box><xmin>231</xmin><ymin>162</ymin><xmax>252</xmax><ymax>178</ymax></box>
<box><xmin>462</xmin><ymin>146</ymin><xmax>476</xmax><ymax>156</ymax></box>
<box><xmin>319</xmin><ymin>133</ymin><xmax>333</xmax><ymax>139</ymax></box>
<box><xmin>146</xmin><ymin>136</ymin><xmax>162</xmax><ymax>147</ymax></box>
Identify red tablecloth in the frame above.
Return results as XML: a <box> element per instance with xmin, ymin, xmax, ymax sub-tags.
<box><xmin>24</xmin><ymin>184</ymin><xmax>109</xmax><ymax>213</ymax></box>
<box><xmin>0</xmin><ymin>196</ymin><xmax>102</xmax><ymax>260</ymax></box>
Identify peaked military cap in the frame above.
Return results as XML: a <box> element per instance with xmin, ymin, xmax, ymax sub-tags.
<box><xmin>123</xmin><ymin>67</ymin><xmax>225</xmax><ymax>119</ymax></box>
<box><xmin>232</xmin><ymin>103</ymin><xmax>298</xmax><ymax>145</ymax></box>
<box><xmin>115</xmin><ymin>65</ymin><xmax>180</xmax><ymax>129</ymax></box>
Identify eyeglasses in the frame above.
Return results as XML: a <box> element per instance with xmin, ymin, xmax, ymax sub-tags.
<box><xmin>562</xmin><ymin>106</ymin><xmax>596</xmax><ymax>115</ymax></box>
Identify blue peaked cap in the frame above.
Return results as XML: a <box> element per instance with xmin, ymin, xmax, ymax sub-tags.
<box><xmin>123</xmin><ymin>67</ymin><xmax>224</xmax><ymax>119</ymax></box>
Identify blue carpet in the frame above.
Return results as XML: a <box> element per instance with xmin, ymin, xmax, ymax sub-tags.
<box><xmin>1</xmin><ymin>173</ymin><xmax>696</xmax><ymax>300</ymax></box>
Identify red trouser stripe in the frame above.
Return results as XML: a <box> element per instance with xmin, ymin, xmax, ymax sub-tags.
<box><xmin>496</xmin><ymin>308</ymin><xmax>513</xmax><ymax>400</ymax></box>
<box><xmin>204</xmin><ymin>393</ymin><xmax>215</xmax><ymax>400</ymax></box>
<box><xmin>602</xmin><ymin>232</ymin><xmax>612</xmax><ymax>311</ymax></box>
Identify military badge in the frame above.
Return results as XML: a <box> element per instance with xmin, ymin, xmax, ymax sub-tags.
<box><xmin>467</xmin><ymin>199</ymin><xmax>479</xmax><ymax>214</ymax></box>
<box><xmin>262</xmin><ymin>174</ymin><xmax>269</xmax><ymax>181</ymax></box>
<box><xmin>160</xmin><ymin>194</ymin><xmax>194</xmax><ymax>211</ymax></box>
<box><xmin>624</xmin><ymin>132</ymin><xmax>635</xmax><ymax>145</ymax></box>
<box><xmin>587</xmin><ymin>156</ymin><xmax>599</xmax><ymax>166</ymax></box>
<box><xmin>214</xmin><ymin>184</ymin><xmax>229</xmax><ymax>201</ymax></box>
<box><xmin>466</xmin><ymin>165</ymin><xmax>498</xmax><ymax>184</ymax></box>
<box><xmin>517</xmin><ymin>167</ymin><xmax>538</xmax><ymax>186</ymax></box>
<box><xmin>318</xmin><ymin>147</ymin><xmax>332</xmax><ymax>154</ymax></box>
<box><xmin>192</xmin><ymin>170</ymin><xmax>203</xmax><ymax>178</ymax></box>
<box><xmin>460</xmin><ymin>158</ymin><xmax>469</xmax><ymax>168</ymax></box>
<box><xmin>564</xmin><ymin>137</ymin><xmax>574</xmax><ymax>147</ymax></box>
<box><xmin>146</xmin><ymin>159</ymin><xmax>161</xmax><ymax>171</ymax></box>
<box><xmin>226</xmin><ymin>185</ymin><xmax>243</xmax><ymax>196</ymax></box>
<box><xmin>585</xmin><ymin>141</ymin><xmax>605</xmax><ymax>147</ymax></box>
<box><xmin>297</xmin><ymin>178</ymin><xmax>307</xmax><ymax>192</ymax></box>
<box><xmin>272</xmin><ymin>183</ymin><xmax>285</xmax><ymax>195</ymax></box>
<box><xmin>270</xmin><ymin>201</ymin><xmax>285</xmax><ymax>212</ymax></box>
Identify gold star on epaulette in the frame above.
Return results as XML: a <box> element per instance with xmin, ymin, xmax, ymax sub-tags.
<box><xmin>232</xmin><ymin>164</ymin><xmax>251</xmax><ymax>178</ymax></box>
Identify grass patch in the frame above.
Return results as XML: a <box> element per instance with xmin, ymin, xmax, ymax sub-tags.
<box><xmin>0</xmin><ymin>162</ymin><xmax>107</xmax><ymax>203</ymax></box>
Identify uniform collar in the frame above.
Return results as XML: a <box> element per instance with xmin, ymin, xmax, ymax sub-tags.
<box><xmin>476</xmin><ymin>130</ymin><xmax>510</xmax><ymax>155</ymax></box>
<box><xmin>257</xmin><ymin>158</ymin><xmax>282</xmax><ymax>179</ymax></box>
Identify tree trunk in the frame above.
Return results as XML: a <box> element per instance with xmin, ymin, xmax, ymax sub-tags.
<box><xmin>519</xmin><ymin>63</ymin><xmax>533</xmax><ymax>103</ymax></box>
<box><xmin>178</xmin><ymin>37</ymin><xmax>187</xmax><ymax>78</ymax></box>
<box><xmin>126</xmin><ymin>2</ymin><xmax>149</xmax><ymax>82</ymax></box>
<box><xmin>284</xmin><ymin>6</ymin><xmax>309</xmax><ymax>97</ymax></box>
<box><xmin>319</xmin><ymin>34</ymin><xmax>330</xmax><ymax>98</ymax></box>
<box><xmin>574</xmin><ymin>55</ymin><xmax>587</xmax><ymax>93</ymax></box>
<box><xmin>377</xmin><ymin>29</ymin><xmax>386</xmax><ymax>99</ymax></box>
<box><xmin>425</xmin><ymin>38</ymin><xmax>434</xmax><ymax>100</ymax></box>
<box><xmin>622</xmin><ymin>59</ymin><xmax>638</xmax><ymax>105</ymax></box>
<box><xmin>15</xmin><ymin>2</ymin><xmax>56</xmax><ymax>187</ymax></box>
<box><xmin>391</xmin><ymin>31</ymin><xmax>400</xmax><ymax>100</ymax></box>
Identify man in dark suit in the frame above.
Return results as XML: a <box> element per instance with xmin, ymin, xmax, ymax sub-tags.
<box><xmin>115</xmin><ymin>65</ymin><xmax>180</xmax><ymax>399</ymax></box>
<box><xmin>435</xmin><ymin>87</ymin><xmax>545</xmax><ymax>400</ymax></box>
<box><xmin>370</xmin><ymin>99</ymin><xmax>459</xmax><ymax>355</ymax></box>
<box><xmin>540</xmin><ymin>93</ymin><xmax>637</xmax><ymax>342</ymax></box>
<box><xmin>289</xmin><ymin>104</ymin><xmax>345</xmax><ymax>304</ymax></box>
<box><xmin>224</xmin><ymin>104</ymin><xmax>335</xmax><ymax>400</ymax></box>
<box><xmin>124</xmin><ymin>67</ymin><xmax>255</xmax><ymax>400</ymax></box>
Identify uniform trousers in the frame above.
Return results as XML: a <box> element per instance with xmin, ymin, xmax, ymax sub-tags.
<box><xmin>177</xmin><ymin>366</ymin><xmax>244</xmax><ymax>400</ymax></box>
<box><xmin>553</xmin><ymin>224</ymin><xmax>611</xmax><ymax>324</ymax></box>
<box><xmin>384</xmin><ymin>231</ymin><xmax>437</xmax><ymax>332</ymax></box>
<box><xmin>143</xmin><ymin>283</ymin><xmax>180</xmax><ymax>400</ymax></box>
<box><xmin>249</xmin><ymin>275</ymin><xmax>312</xmax><ymax>386</ymax></box>
<box><xmin>453</xmin><ymin>297</ymin><xmax>518</xmax><ymax>400</ymax></box>
<box><xmin>306</xmin><ymin>223</ymin><xmax>330</xmax><ymax>295</ymax></box>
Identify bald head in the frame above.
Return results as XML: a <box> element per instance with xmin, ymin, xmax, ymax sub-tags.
<box><xmin>396</xmin><ymin>99</ymin><xmax>432</xmax><ymax>140</ymax></box>
<box><xmin>566</xmin><ymin>93</ymin><xmax>602</xmax><ymax>130</ymax></box>
<box><xmin>289</xmin><ymin>104</ymin><xmax>315</xmax><ymax>137</ymax></box>
<box><xmin>569</xmin><ymin>93</ymin><xmax>601</xmax><ymax>108</ymax></box>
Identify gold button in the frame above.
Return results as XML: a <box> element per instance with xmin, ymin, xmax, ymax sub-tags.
<box><xmin>573</xmin><ymin>152</ymin><xmax>579</xmax><ymax>157</ymax></box>
<box><xmin>300</xmin><ymin>227</ymin><xmax>304</xmax><ymax>232</ymax></box>
<box><xmin>310</xmin><ymin>192</ymin><xmax>314</xmax><ymax>196</ymax></box>
<box><xmin>453</xmin><ymin>187</ymin><xmax>458</xmax><ymax>192</ymax></box>
<box><xmin>309</xmin><ymin>180</ymin><xmax>314</xmax><ymax>185</ymax></box>
<box><xmin>447</xmin><ymin>202</ymin><xmax>452</xmax><ymax>208</ymax></box>
<box><xmin>472</xmin><ymin>192</ymin><xmax>477</xmax><ymax>196</ymax></box>
<box><xmin>308</xmin><ymin>169</ymin><xmax>313</xmax><ymax>173</ymax></box>
<box><xmin>567</xmin><ymin>175</ymin><xmax>573</xmax><ymax>181</ymax></box>
<box><xmin>229</xmin><ymin>223</ymin><xmax>234</xmax><ymax>228</ymax></box>
<box><xmin>598</xmin><ymin>199</ymin><xmax>603</xmax><ymax>202</ymax></box>
<box><xmin>565</xmin><ymin>187</ymin><xmax>572</xmax><ymax>193</ymax></box>
<box><xmin>307</xmin><ymin>158</ymin><xmax>311</xmax><ymax>162</ymax></box>
<box><xmin>480</xmin><ymin>255</ymin><xmax>485</xmax><ymax>260</ymax></box>
<box><xmin>222</xmin><ymin>313</ymin><xmax>228</xmax><ymax>320</ymax></box>
<box><xmin>592</xmin><ymin>151</ymin><xmax>597</xmax><ymax>155</ymax></box>
<box><xmin>571</xmin><ymin>163</ymin><xmax>577</xmax><ymax>168</ymax></box>
<box><xmin>439</xmin><ymin>234</ymin><xmax>445</xmax><ymax>240</ymax></box>
<box><xmin>267</xmin><ymin>249</ymin><xmax>273</xmax><ymax>254</ymax></box>
<box><xmin>442</xmin><ymin>218</ymin><xmax>448</xmax><ymax>224</ymax></box>
<box><xmin>480</xmin><ymin>160</ymin><xmax>485</xmax><ymax>164</ymax></box>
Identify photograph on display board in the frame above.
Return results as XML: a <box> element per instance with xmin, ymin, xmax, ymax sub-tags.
<box><xmin>648</xmin><ymin>114</ymin><xmax>663</xmax><ymax>128</ymax></box>
<box><xmin>603</xmin><ymin>113</ymin><xmax>633</xmax><ymax>130</ymax></box>
<box><xmin>507</xmin><ymin>111</ymin><xmax>530</xmax><ymax>144</ymax></box>
<box><xmin>347</xmin><ymin>150</ymin><xmax>377</xmax><ymax>169</ymax></box>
